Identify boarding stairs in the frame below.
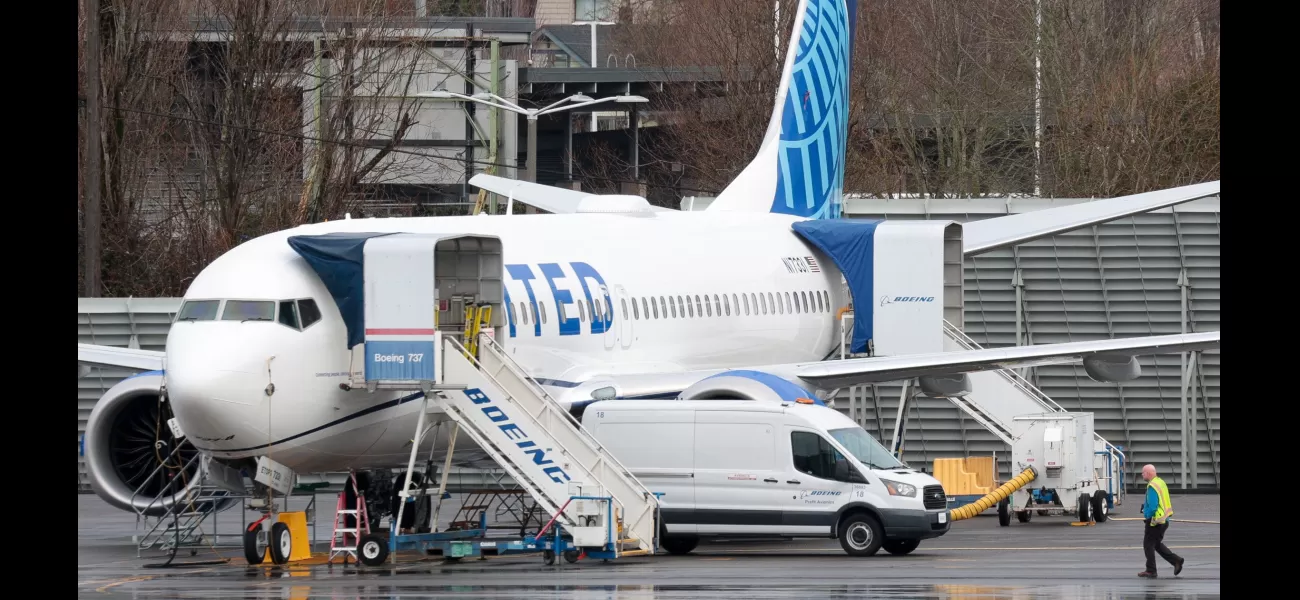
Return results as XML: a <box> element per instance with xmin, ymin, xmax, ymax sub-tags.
<box><xmin>834</xmin><ymin>311</ymin><xmax>1124</xmax><ymax>503</ymax></box>
<box><xmin>131</xmin><ymin>447</ymin><xmax>241</xmax><ymax>555</ymax></box>
<box><xmin>940</xmin><ymin>321</ymin><xmax>1126</xmax><ymax>501</ymax></box>
<box><xmin>442</xmin><ymin>333</ymin><xmax>658</xmax><ymax>555</ymax></box>
<box><xmin>367</xmin><ymin>332</ymin><xmax>659</xmax><ymax>558</ymax></box>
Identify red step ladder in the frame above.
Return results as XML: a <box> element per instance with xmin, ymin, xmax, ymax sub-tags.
<box><xmin>328</xmin><ymin>472</ymin><xmax>371</xmax><ymax>564</ymax></box>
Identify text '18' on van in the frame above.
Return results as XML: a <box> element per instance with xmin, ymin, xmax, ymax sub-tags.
<box><xmin>581</xmin><ymin>399</ymin><xmax>951</xmax><ymax>556</ymax></box>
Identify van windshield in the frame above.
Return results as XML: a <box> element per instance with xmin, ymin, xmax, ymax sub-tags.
<box><xmin>828</xmin><ymin>427</ymin><xmax>905</xmax><ymax>470</ymax></box>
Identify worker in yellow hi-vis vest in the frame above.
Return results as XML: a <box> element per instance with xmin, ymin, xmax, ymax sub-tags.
<box><xmin>1138</xmin><ymin>464</ymin><xmax>1185</xmax><ymax>578</ymax></box>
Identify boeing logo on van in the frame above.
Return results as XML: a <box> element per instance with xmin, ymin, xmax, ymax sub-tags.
<box><xmin>879</xmin><ymin>295</ymin><xmax>935</xmax><ymax>307</ymax></box>
<box><xmin>801</xmin><ymin>489</ymin><xmax>843</xmax><ymax>498</ymax></box>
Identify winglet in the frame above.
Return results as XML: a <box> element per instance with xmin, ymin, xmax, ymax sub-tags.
<box><xmin>962</xmin><ymin>181</ymin><xmax>1219</xmax><ymax>255</ymax></box>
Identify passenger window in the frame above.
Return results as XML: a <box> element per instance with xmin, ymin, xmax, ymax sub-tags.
<box><xmin>519</xmin><ymin>302</ymin><xmax>528</xmax><ymax>324</ymax></box>
<box><xmin>652</xmin><ymin>297</ymin><xmax>660</xmax><ymax>319</ymax></box>
<box><xmin>766</xmin><ymin>292</ymin><xmax>774</xmax><ymax>314</ymax></box>
<box><xmin>688</xmin><ymin>296</ymin><xmax>695</xmax><ymax>318</ymax></box>
<box><xmin>298</xmin><ymin>299</ymin><xmax>322</xmax><ymax>328</ymax></box>
<box><xmin>712</xmin><ymin>294</ymin><xmax>720</xmax><ymax>316</ymax></box>
<box><xmin>507</xmin><ymin>302</ymin><xmax>516</xmax><ymax>325</ymax></box>
<box><xmin>784</xmin><ymin>292</ymin><xmax>791</xmax><ymax>314</ymax></box>
<box><xmin>659</xmin><ymin>297</ymin><xmax>667</xmax><ymax>318</ymax></box>
<box><xmin>177</xmin><ymin>299</ymin><xmax>220</xmax><ymax>321</ymax></box>
<box><xmin>531</xmin><ymin>303</ymin><xmax>539</xmax><ymax>324</ymax></box>
<box><xmin>632</xmin><ymin>297</ymin><xmax>639</xmax><ymax>320</ymax></box>
<box><xmin>642</xmin><ymin>297</ymin><xmax>650</xmax><ymax>319</ymax></box>
<box><xmin>693</xmin><ymin>295</ymin><xmax>701</xmax><ymax>317</ymax></box>
<box><xmin>621</xmin><ymin>298</ymin><xmax>629</xmax><ymax>320</ymax></box>
<box><xmin>222</xmin><ymin>300</ymin><xmax>274</xmax><ymax>321</ymax></box>
<box><xmin>743</xmin><ymin>293</ymin><xmax>750</xmax><ymax>315</ymax></box>
<box><xmin>723</xmin><ymin>294</ymin><xmax>731</xmax><ymax>316</ymax></box>
<box><xmin>801</xmin><ymin>291</ymin><xmax>809</xmax><ymax>313</ymax></box>
<box><xmin>731</xmin><ymin>293</ymin><xmax>739</xmax><ymax>315</ymax></box>
<box><xmin>539</xmin><ymin>302</ymin><xmax>547</xmax><ymax>324</ymax></box>
<box><xmin>670</xmin><ymin>297</ymin><xmax>678</xmax><ymax>318</ymax></box>
<box><xmin>278</xmin><ymin>300</ymin><xmax>300</xmax><ymax>329</ymax></box>
<box><xmin>790</xmin><ymin>431</ymin><xmax>846</xmax><ymax>481</ymax></box>
<box><xmin>817</xmin><ymin>291</ymin><xmax>825</xmax><ymax>313</ymax></box>
<box><xmin>705</xmin><ymin>295</ymin><xmax>713</xmax><ymax>317</ymax></box>
<box><xmin>558</xmin><ymin>302</ymin><xmax>568</xmax><ymax>322</ymax></box>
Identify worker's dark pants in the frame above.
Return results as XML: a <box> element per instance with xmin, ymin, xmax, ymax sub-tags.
<box><xmin>1143</xmin><ymin>522</ymin><xmax>1181</xmax><ymax>572</ymax></box>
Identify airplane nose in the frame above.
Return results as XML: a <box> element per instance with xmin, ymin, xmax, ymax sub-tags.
<box><xmin>165</xmin><ymin>327</ymin><xmax>274</xmax><ymax>443</ymax></box>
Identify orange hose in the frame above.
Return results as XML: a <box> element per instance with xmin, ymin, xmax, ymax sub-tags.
<box><xmin>947</xmin><ymin>465</ymin><xmax>1038</xmax><ymax>522</ymax></box>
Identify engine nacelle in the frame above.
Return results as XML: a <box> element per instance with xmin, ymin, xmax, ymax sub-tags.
<box><xmin>1083</xmin><ymin>354</ymin><xmax>1142</xmax><ymax>382</ymax></box>
<box><xmin>677</xmin><ymin>370</ymin><xmax>824</xmax><ymax>404</ymax></box>
<box><xmin>83</xmin><ymin>372</ymin><xmax>236</xmax><ymax>516</ymax></box>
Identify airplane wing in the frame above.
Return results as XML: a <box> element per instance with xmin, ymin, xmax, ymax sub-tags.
<box><xmin>78</xmin><ymin>343</ymin><xmax>165</xmax><ymax>372</ymax></box>
<box><xmin>791</xmin><ymin>331</ymin><xmax>1218</xmax><ymax>389</ymax></box>
<box><xmin>560</xmin><ymin>331</ymin><xmax>1219</xmax><ymax>401</ymax></box>
<box><xmin>961</xmin><ymin>181</ymin><xmax>1219</xmax><ymax>256</ymax></box>
<box><xmin>468</xmin><ymin>173</ymin><xmax>676</xmax><ymax>214</ymax></box>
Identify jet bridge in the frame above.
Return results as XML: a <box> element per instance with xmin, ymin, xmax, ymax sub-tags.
<box><xmin>287</xmin><ymin>232</ymin><xmax>660</xmax><ymax>562</ymax></box>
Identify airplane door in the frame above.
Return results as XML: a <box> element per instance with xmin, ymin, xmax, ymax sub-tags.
<box><xmin>615</xmin><ymin>284</ymin><xmax>633</xmax><ymax>349</ymax></box>
<box><xmin>601</xmin><ymin>284</ymin><xmax>617</xmax><ymax>350</ymax></box>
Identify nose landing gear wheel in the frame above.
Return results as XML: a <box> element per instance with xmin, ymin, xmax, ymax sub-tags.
<box><xmin>243</xmin><ymin>525</ymin><xmax>267</xmax><ymax>565</ymax></box>
<box><xmin>269</xmin><ymin>522</ymin><xmax>292</xmax><ymax>565</ymax></box>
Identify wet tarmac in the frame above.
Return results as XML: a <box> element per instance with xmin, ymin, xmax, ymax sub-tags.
<box><xmin>78</xmin><ymin>493</ymin><xmax>1220</xmax><ymax>598</ymax></box>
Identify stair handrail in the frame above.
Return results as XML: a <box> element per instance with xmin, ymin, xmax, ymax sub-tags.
<box><xmin>473</xmin><ymin>333</ymin><xmax>660</xmax><ymax>503</ymax></box>
<box><xmin>942</xmin><ymin>320</ymin><xmax>1067</xmax><ymax>413</ymax></box>
<box><xmin>446</xmin><ymin>335</ymin><xmax>659</xmax><ymax>538</ymax></box>
<box><xmin>942</xmin><ymin>320</ymin><xmax>1121</xmax><ymax>457</ymax></box>
<box><xmin>132</xmin><ymin>449</ymin><xmax>207</xmax><ymax>522</ymax></box>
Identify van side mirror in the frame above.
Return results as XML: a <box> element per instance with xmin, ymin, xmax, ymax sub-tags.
<box><xmin>835</xmin><ymin>460</ymin><xmax>866</xmax><ymax>484</ymax></box>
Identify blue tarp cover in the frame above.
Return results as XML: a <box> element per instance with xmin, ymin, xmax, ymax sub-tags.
<box><xmin>791</xmin><ymin>219</ymin><xmax>882</xmax><ymax>354</ymax></box>
<box><xmin>287</xmin><ymin>232</ymin><xmax>396</xmax><ymax>348</ymax></box>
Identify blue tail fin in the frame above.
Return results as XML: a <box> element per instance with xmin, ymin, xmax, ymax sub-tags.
<box><xmin>706</xmin><ymin>0</ymin><xmax>856</xmax><ymax>219</ymax></box>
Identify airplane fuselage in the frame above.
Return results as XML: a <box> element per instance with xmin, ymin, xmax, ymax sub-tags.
<box><xmin>165</xmin><ymin>210</ymin><xmax>849</xmax><ymax>473</ymax></box>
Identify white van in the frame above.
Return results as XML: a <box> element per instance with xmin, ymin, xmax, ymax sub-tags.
<box><xmin>581</xmin><ymin>398</ymin><xmax>951</xmax><ymax>556</ymax></box>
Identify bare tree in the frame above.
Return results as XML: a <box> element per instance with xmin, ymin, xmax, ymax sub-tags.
<box><xmin>602</xmin><ymin>0</ymin><xmax>1217</xmax><ymax>200</ymax></box>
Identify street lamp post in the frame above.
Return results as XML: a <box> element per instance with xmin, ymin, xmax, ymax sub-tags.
<box><xmin>418</xmin><ymin>90</ymin><xmax>648</xmax><ymax>185</ymax></box>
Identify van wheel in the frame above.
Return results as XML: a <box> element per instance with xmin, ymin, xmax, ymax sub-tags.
<box><xmin>838</xmin><ymin>513</ymin><xmax>884</xmax><ymax>556</ymax></box>
<box><xmin>882</xmin><ymin>539</ymin><xmax>920</xmax><ymax>556</ymax></box>
<box><xmin>660</xmin><ymin>535</ymin><xmax>699</xmax><ymax>555</ymax></box>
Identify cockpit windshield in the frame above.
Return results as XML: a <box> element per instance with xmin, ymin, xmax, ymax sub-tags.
<box><xmin>828</xmin><ymin>427</ymin><xmax>905</xmax><ymax>470</ymax></box>
<box><xmin>176</xmin><ymin>300</ymin><xmax>219</xmax><ymax>321</ymax></box>
<box><xmin>176</xmin><ymin>298</ymin><xmax>322</xmax><ymax>330</ymax></box>
<box><xmin>222</xmin><ymin>300</ymin><xmax>275</xmax><ymax>321</ymax></box>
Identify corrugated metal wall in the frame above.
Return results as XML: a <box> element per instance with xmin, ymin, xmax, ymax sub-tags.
<box><xmin>78</xmin><ymin>196</ymin><xmax>1219</xmax><ymax>493</ymax></box>
<box><xmin>836</xmin><ymin>196</ymin><xmax>1220</xmax><ymax>491</ymax></box>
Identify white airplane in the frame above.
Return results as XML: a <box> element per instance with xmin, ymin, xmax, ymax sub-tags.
<box><xmin>78</xmin><ymin>0</ymin><xmax>1219</xmax><ymax>523</ymax></box>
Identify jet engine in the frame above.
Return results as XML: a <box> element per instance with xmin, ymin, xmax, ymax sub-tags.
<box><xmin>83</xmin><ymin>372</ymin><xmax>234</xmax><ymax>517</ymax></box>
<box><xmin>677</xmin><ymin>369</ymin><xmax>823</xmax><ymax>404</ymax></box>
